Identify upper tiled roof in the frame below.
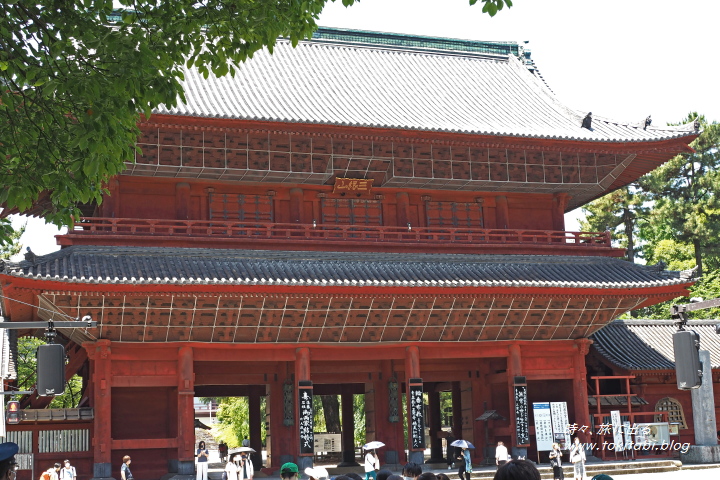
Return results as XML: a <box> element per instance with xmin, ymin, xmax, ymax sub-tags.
<box><xmin>154</xmin><ymin>29</ymin><xmax>697</xmax><ymax>143</ymax></box>
<box><xmin>1</xmin><ymin>245</ymin><xmax>694</xmax><ymax>289</ymax></box>
<box><xmin>591</xmin><ymin>319</ymin><xmax>720</xmax><ymax>370</ymax></box>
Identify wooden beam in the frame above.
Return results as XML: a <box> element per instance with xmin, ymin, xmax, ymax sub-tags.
<box><xmin>112</xmin><ymin>438</ymin><xmax>178</xmax><ymax>450</ymax></box>
<box><xmin>112</xmin><ymin>375</ymin><xmax>177</xmax><ymax>387</ymax></box>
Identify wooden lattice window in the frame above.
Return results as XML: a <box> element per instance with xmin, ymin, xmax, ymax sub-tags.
<box><xmin>209</xmin><ymin>193</ymin><xmax>274</xmax><ymax>222</ymax></box>
<box><xmin>654</xmin><ymin>397</ymin><xmax>687</xmax><ymax>429</ymax></box>
<box><xmin>321</xmin><ymin>198</ymin><xmax>383</xmax><ymax>225</ymax></box>
<box><xmin>425</xmin><ymin>201</ymin><xmax>483</xmax><ymax>228</ymax></box>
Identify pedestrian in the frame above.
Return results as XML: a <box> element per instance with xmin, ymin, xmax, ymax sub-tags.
<box><xmin>445</xmin><ymin>434</ymin><xmax>456</xmax><ymax>470</ymax></box>
<box><xmin>364</xmin><ymin>448</ymin><xmax>380</xmax><ymax>480</ymax></box>
<box><xmin>219</xmin><ymin>442</ymin><xmax>228</xmax><ymax>463</ymax></box>
<box><xmin>417</xmin><ymin>473</ymin><xmax>436</xmax><ymax>480</ymax></box>
<box><xmin>569</xmin><ymin>437</ymin><xmax>586</xmax><ymax>480</ymax></box>
<box><xmin>280</xmin><ymin>462</ymin><xmax>298</xmax><ymax>480</ymax></box>
<box><xmin>493</xmin><ymin>459</ymin><xmax>540</xmax><ymax>480</ymax></box>
<box><xmin>347</xmin><ymin>474</ymin><xmax>363</xmax><ymax>480</ymax></box>
<box><xmin>549</xmin><ymin>443</ymin><xmax>563</xmax><ymax>480</ymax></box>
<box><xmin>376</xmin><ymin>469</ymin><xmax>393</xmax><ymax>480</ymax></box>
<box><xmin>120</xmin><ymin>456</ymin><xmax>133</xmax><ymax>480</ymax></box>
<box><xmin>223</xmin><ymin>455</ymin><xmax>238</xmax><ymax>480</ymax></box>
<box><xmin>237</xmin><ymin>452</ymin><xmax>254</xmax><ymax>480</ymax></box>
<box><xmin>495</xmin><ymin>441</ymin><xmax>508</xmax><ymax>468</ymax></box>
<box><xmin>242</xmin><ymin>438</ymin><xmax>250</xmax><ymax>448</ymax></box>
<box><xmin>455</xmin><ymin>448</ymin><xmax>470</xmax><ymax>480</ymax></box>
<box><xmin>196</xmin><ymin>441</ymin><xmax>209</xmax><ymax>480</ymax></box>
<box><xmin>42</xmin><ymin>464</ymin><xmax>61</xmax><ymax>480</ymax></box>
<box><xmin>402</xmin><ymin>462</ymin><xmax>422</xmax><ymax>480</ymax></box>
<box><xmin>0</xmin><ymin>442</ymin><xmax>19</xmax><ymax>480</ymax></box>
<box><xmin>436</xmin><ymin>474</ymin><xmax>451</xmax><ymax>480</ymax></box>
<box><xmin>59</xmin><ymin>460</ymin><xmax>76</xmax><ymax>480</ymax></box>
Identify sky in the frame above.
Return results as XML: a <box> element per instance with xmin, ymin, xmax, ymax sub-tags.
<box><xmin>8</xmin><ymin>0</ymin><xmax>720</xmax><ymax>259</ymax></box>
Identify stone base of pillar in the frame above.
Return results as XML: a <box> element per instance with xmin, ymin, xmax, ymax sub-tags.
<box><xmin>680</xmin><ymin>445</ymin><xmax>720</xmax><ymax>464</ymax></box>
<box><xmin>296</xmin><ymin>457</ymin><xmax>313</xmax><ymax>473</ymax></box>
<box><xmin>407</xmin><ymin>451</ymin><xmax>424</xmax><ymax>465</ymax></box>
<box><xmin>91</xmin><ymin>462</ymin><xmax>115</xmax><ymax>480</ymax></box>
<box><xmin>169</xmin><ymin>460</ymin><xmax>196</xmax><ymax>480</ymax></box>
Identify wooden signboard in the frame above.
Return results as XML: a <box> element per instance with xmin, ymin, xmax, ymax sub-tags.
<box><xmin>333</xmin><ymin>177</ymin><xmax>374</xmax><ymax>194</ymax></box>
<box><xmin>408</xmin><ymin>378</ymin><xmax>425</xmax><ymax>450</ymax></box>
<box><xmin>298</xmin><ymin>381</ymin><xmax>314</xmax><ymax>456</ymax></box>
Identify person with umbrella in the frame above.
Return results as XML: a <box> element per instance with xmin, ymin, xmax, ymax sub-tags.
<box><xmin>363</xmin><ymin>441</ymin><xmax>383</xmax><ymax>480</ymax></box>
<box><xmin>450</xmin><ymin>440</ymin><xmax>473</xmax><ymax>480</ymax></box>
<box><xmin>237</xmin><ymin>448</ymin><xmax>255</xmax><ymax>480</ymax></box>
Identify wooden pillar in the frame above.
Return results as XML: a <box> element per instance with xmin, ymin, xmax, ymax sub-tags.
<box><xmin>102</xmin><ymin>178</ymin><xmax>120</xmax><ymax>218</ymax></box>
<box><xmin>451</xmin><ymin>381</ymin><xmax>463</xmax><ymax>440</ymax></box>
<box><xmin>475</xmin><ymin>362</ymin><xmax>492</xmax><ymax>462</ymax></box>
<box><xmin>376</xmin><ymin>361</ymin><xmax>404</xmax><ymax>466</ymax></box>
<box><xmin>249</xmin><ymin>386</ymin><xmax>263</xmax><ymax>470</ymax></box>
<box><xmin>470</xmin><ymin>375</ymin><xmax>485</xmax><ymax>464</ymax></box>
<box><xmin>507</xmin><ymin>344</ymin><xmax>522</xmax><ymax>449</ymax></box>
<box><xmin>339</xmin><ymin>385</ymin><xmax>359</xmax><ymax>466</ymax></box>
<box><xmin>268</xmin><ymin>376</ymin><xmax>294</xmax><ymax>468</ymax></box>
<box><xmin>495</xmin><ymin>195</ymin><xmax>509</xmax><ymax>229</ymax></box>
<box><xmin>89</xmin><ymin>340</ymin><xmax>112</xmax><ymax>479</ymax></box>
<box><xmin>289</xmin><ymin>188</ymin><xmax>304</xmax><ymax>223</ymax></box>
<box><xmin>295</xmin><ymin>348</ymin><xmax>311</xmax><ymax>470</ymax></box>
<box><xmin>396</xmin><ymin>192</ymin><xmax>410</xmax><ymax>227</ymax></box>
<box><xmin>176</xmin><ymin>346</ymin><xmax>195</xmax><ymax>476</ymax></box>
<box><xmin>405</xmin><ymin>346</ymin><xmax>423</xmax><ymax>464</ymax></box>
<box><xmin>176</xmin><ymin>182</ymin><xmax>191</xmax><ymax>220</ymax></box>
<box><xmin>573</xmin><ymin>340</ymin><xmax>591</xmax><ymax>442</ymax></box>
<box><xmin>427</xmin><ymin>388</ymin><xmax>444</xmax><ymax>463</ymax></box>
<box><xmin>551</xmin><ymin>193</ymin><xmax>569</xmax><ymax>231</ymax></box>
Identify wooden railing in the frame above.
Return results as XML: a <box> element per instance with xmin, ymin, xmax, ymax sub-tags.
<box><xmin>68</xmin><ymin>217</ymin><xmax>612</xmax><ymax>248</ymax></box>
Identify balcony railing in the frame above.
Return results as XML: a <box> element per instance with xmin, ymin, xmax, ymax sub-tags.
<box><xmin>60</xmin><ymin>217</ymin><xmax>618</xmax><ymax>255</ymax></box>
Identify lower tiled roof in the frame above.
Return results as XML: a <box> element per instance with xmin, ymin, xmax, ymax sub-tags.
<box><xmin>591</xmin><ymin>319</ymin><xmax>720</xmax><ymax>370</ymax></box>
<box><xmin>1</xmin><ymin>245</ymin><xmax>693</xmax><ymax>289</ymax></box>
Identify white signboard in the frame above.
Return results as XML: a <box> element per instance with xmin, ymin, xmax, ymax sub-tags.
<box><xmin>550</xmin><ymin>402</ymin><xmax>570</xmax><ymax>449</ymax></box>
<box><xmin>533</xmin><ymin>402</ymin><xmax>554</xmax><ymax>451</ymax></box>
<box><xmin>611</xmin><ymin>410</ymin><xmax>623</xmax><ymax>450</ymax></box>
<box><xmin>623</xmin><ymin>421</ymin><xmax>633</xmax><ymax>450</ymax></box>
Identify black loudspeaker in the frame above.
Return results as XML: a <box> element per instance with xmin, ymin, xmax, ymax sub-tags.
<box><xmin>37</xmin><ymin>343</ymin><xmax>66</xmax><ymax>396</ymax></box>
<box><xmin>673</xmin><ymin>330</ymin><xmax>702</xmax><ymax>390</ymax></box>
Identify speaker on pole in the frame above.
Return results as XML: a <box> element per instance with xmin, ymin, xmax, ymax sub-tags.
<box><xmin>37</xmin><ymin>343</ymin><xmax>66</xmax><ymax>396</ymax></box>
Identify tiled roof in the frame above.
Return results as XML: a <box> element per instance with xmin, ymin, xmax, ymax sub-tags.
<box><xmin>154</xmin><ymin>31</ymin><xmax>697</xmax><ymax>143</ymax></box>
<box><xmin>1</xmin><ymin>245</ymin><xmax>694</xmax><ymax>289</ymax></box>
<box><xmin>591</xmin><ymin>319</ymin><xmax>720</xmax><ymax>370</ymax></box>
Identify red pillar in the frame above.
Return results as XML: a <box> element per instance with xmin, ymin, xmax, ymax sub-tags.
<box><xmin>573</xmin><ymin>339</ymin><xmax>592</xmax><ymax>442</ymax></box>
<box><xmin>427</xmin><ymin>388</ymin><xmax>444</xmax><ymax>462</ymax></box>
<box><xmin>290</xmin><ymin>188</ymin><xmax>304</xmax><ymax>223</ymax></box>
<box><xmin>176</xmin><ymin>182</ymin><xmax>191</xmax><ymax>220</ymax></box>
<box><xmin>89</xmin><ymin>340</ymin><xmax>113</xmax><ymax>479</ymax></box>
<box><xmin>268</xmin><ymin>376</ymin><xmax>294</xmax><ymax>468</ymax></box>
<box><xmin>177</xmin><ymin>346</ymin><xmax>195</xmax><ymax>474</ymax></box>
<box><xmin>551</xmin><ymin>193</ymin><xmax>569</xmax><ymax>231</ymax></box>
<box><xmin>495</xmin><ymin>195</ymin><xmax>509</xmax><ymax>229</ymax></box>
<box><xmin>396</xmin><ymin>192</ymin><xmax>410</xmax><ymax>227</ymax></box>
<box><xmin>295</xmin><ymin>348</ymin><xmax>312</xmax><ymax>470</ymax></box>
<box><xmin>405</xmin><ymin>346</ymin><xmax>423</xmax><ymax>464</ymax></box>
<box><xmin>377</xmin><ymin>361</ymin><xmax>405</xmax><ymax>466</ymax></box>
<box><xmin>507</xmin><ymin>344</ymin><xmax>522</xmax><ymax>448</ymax></box>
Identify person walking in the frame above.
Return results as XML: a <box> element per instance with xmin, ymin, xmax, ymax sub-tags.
<box><xmin>219</xmin><ymin>442</ymin><xmax>228</xmax><ymax>463</ymax></box>
<box><xmin>569</xmin><ymin>437</ymin><xmax>586</xmax><ymax>480</ymax></box>
<box><xmin>120</xmin><ymin>456</ymin><xmax>133</xmax><ymax>480</ymax></box>
<box><xmin>59</xmin><ymin>460</ymin><xmax>76</xmax><ymax>480</ymax></box>
<box><xmin>456</xmin><ymin>448</ymin><xmax>470</xmax><ymax>480</ymax></box>
<box><xmin>42</xmin><ymin>464</ymin><xmax>61</xmax><ymax>480</ymax></box>
<box><xmin>196</xmin><ymin>441</ymin><xmax>209</xmax><ymax>480</ymax></box>
<box><xmin>280</xmin><ymin>463</ymin><xmax>299</xmax><ymax>480</ymax></box>
<box><xmin>364</xmin><ymin>448</ymin><xmax>379</xmax><ymax>480</ymax></box>
<box><xmin>549</xmin><ymin>443</ymin><xmax>564</xmax><ymax>480</ymax></box>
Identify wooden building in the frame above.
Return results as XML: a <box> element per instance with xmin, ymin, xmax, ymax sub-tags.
<box><xmin>0</xmin><ymin>28</ymin><xmax>700</xmax><ymax>480</ymax></box>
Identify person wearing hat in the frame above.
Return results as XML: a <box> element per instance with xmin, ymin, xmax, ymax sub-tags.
<box><xmin>0</xmin><ymin>442</ymin><xmax>19</xmax><ymax>480</ymax></box>
<box><xmin>280</xmin><ymin>462</ymin><xmax>298</xmax><ymax>480</ymax></box>
<box><xmin>223</xmin><ymin>454</ymin><xmax>238</xmax><ymax>480</ymax></box>
<box><xmin>305</xmin><ymin>466</ymin><xmax>329</xmax><ymax>480</ymax></box>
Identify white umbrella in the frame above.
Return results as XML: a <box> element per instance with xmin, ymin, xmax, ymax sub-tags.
<box><xmin>363</xmin><ymin>441</ymin><xmax>385</xmax><ymax>450</ymax></box>
<box><xmin>236</xmin><ymin>447</ymin><xmax>256</xmax><ymax>453</ymax></box>
<box><xmin>450</xmin><ymin>439</ymin><xmax>475</xmax><ymax>449</ymax></box>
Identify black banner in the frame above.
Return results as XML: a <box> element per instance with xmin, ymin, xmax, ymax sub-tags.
<box><xmin>298</xmin><ymin>381</ymin><xmax>314</xmax><ymax>455</ymax></box>
<box><xmin>408</xmin><ymin>378</ymin><xmax>425</xmax><ymax>450</ymax></box>
<box><xmin>514</xmin><ymin>383</ymin><xmax>530</xmax><ymax>446</ymax></box>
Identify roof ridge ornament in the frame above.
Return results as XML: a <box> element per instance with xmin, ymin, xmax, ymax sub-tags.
<box><xmin>644</xmin><ymin>115</ymin><xmax>652</xmax><ymax>130</ymax></box>
<box><xmin>581</xmin><ymin>112</ymin><xmax>592</xmax><ymax>130</ymax></box>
